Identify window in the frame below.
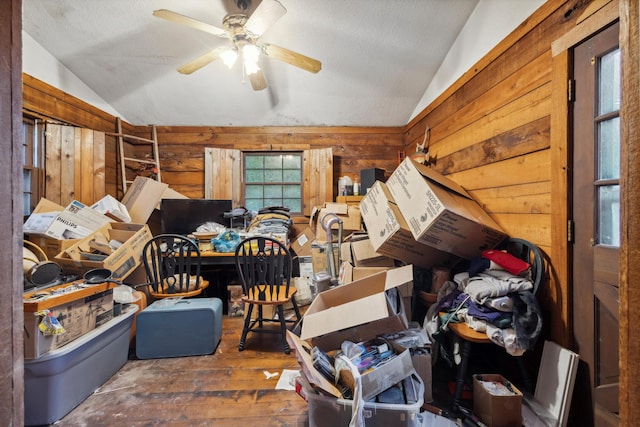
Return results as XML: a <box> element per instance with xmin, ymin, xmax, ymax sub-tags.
<box><xmin>244</xmin><ymin>152</ymin><xmax>303</xmax><ymax>213</ymax></box>
<box><xmin>22</xmin><ymin>118</ymin><xmax>44</xmax><ymax>216</ymax></box>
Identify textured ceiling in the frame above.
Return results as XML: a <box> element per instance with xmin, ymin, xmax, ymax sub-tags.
<box><xmin>22</xmin><ymin>0</ymin><xmax>538</xmax><ymax>127</ymax></box>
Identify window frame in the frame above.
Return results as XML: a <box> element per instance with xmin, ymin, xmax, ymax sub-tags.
<box><xmin>22</xmin><ymin>117</ymin><xmax>45</xmax><ymax>217</ymax></box>
<box><xmin>243</xmin><ymin>151</ymin><xmax>304</xmax><ymax>214</ymax></box>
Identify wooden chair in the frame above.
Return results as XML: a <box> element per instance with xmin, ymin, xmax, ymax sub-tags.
<box><xmin>142</xmin><ymin>234</ymin><xmax>209</xmax><ymax>300</ymax></box>
<box><xmin>446</xmin><ymin>238</ymin><xmax>545</xmax><ymax>411</ymax></box>
<box><xmin>234</xmin><ymin>236</ymin><xmax>302</xmax><ymax>354</ymax></box>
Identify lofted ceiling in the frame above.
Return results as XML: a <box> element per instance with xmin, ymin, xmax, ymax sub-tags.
<box><xmin>22</xmin><ymin>0</ymin><xmax>544</xmax><ymax>127</ymax></box>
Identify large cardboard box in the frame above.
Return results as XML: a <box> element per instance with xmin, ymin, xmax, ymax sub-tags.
<box><xmin>386</xmin><ymin>158</ymin><xmax>507</xmax><ymax>259</ymax></box>
<box><xmin>26</xmin><ymin>235</ymin><xmax>80</xmax><ymax>262</ymax></box>
<box><xmin>360</xmin><ymin>180</ymin><xmax>459</xmax><ymax>270</ymax></box>
<box><xmin>120</xmin><ymin>176</ymin><xmax>187</xmax><ymax>224</ymax></box>
<box><xmin>344</xmin><ymin>236</ymin><xmax>396</xmax><ymax>268</ymax></box>
<box><xmin>54</xmin><ymin>222</ymin><xmax>152</xmax><ymax>280</ymax></box>
<box><xmin>300</xmin><ymin>264</ymin><xmax>412</xmax><ymax>350</ymax></box>
<box><xmin>473</xmin><ymin>374</ymin><xmax>523</xmax><ymax>427</ymax></box>
<box><xmin>23</xmin><ymin>283</ymin><xmax>115</xmax><ymax>359</ymax></box>
<box><xmin>23</xmin><ymin>199</ymin><xmax>112</xmax><ymax>240</ymax></box>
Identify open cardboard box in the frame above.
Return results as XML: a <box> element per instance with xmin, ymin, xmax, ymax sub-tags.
<box><xmin>386</xmin><ymin>158</ymin><xmax>507</xmax><ymax>259</ymax></box>
<box><xmin>310</xmin><ymin>203</ymin><xmax>362</xmax><ymax>242</ymax></box>
<box><xmin>300</xmin><ymin>264</ymin><xmax>412</xmax><ymax>350</ymax></box>
<box><xmin>286</xmin><ymin>331</ymin><xmax>415</xmax><ymax>402</ymax></box>
<box><xmin>54</xmin><ymin>222</ymin><xmax>152</xmax><ymax>280</ymax></box>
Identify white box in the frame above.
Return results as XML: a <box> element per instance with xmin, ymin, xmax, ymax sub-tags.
<box><xmin>387</xmin><ymin>158</ymin><xmax>507</xmax><ymax>259</ymax></box>
<box><xmin>23</xmin><ymin>198</ymin><xmax>112</xmax><ymax>240</ymax></box>
<box><xmin>91</xmin><ymin>194</ymin><xmax>131</xmax><ymax>222</ymax></box>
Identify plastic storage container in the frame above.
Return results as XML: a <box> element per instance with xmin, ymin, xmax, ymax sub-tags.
<box><xmin>305</xmin><ymin>373</ymin><xmax>424</xmax><ymax>427</ymax></box>
<box><xmin>24</xmin><ymin>304</ymin><xmax>138</xmax><ymax>426</ymax></box>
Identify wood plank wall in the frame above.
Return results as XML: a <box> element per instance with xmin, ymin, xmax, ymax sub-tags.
<box><xmin>403</xmin><ymin>0</ymin><xmax>593</xmax><ymax>347</ymax></box>
<box><xmin>140</xmin><ymin>126</ymin><xmax>403</xmax><ymax>200</ymax></box>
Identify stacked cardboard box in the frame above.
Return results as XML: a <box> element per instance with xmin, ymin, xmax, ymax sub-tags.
<box><xmin>386</xmin><ymin>157</ymin><xmax>507</xmax><ymax>259</ymax></box>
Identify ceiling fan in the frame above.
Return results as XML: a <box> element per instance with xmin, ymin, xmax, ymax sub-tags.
<box><xmin>153</xmin><ymin>0</ymin><xmax>322</xmax><ymax>91</ymax></box>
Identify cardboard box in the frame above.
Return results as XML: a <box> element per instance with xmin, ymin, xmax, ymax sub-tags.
<box><xmin>340</xmin><ymin>263</ymin><xmax>390</xmax><ymax>285</ymax></box>
<box><xmin>23</xmin><ymin>198</ymin><xmax>112</xmax><ymax>240</ymax></box>
<box><xmin>120</xmin><ymin>176</ymin><xmax>187</xmax><ymax>224</ymax></box>
<box><xmin>346</xmin><ymin>237</ymin><xmax>396</xmax><ymax>268</ymax></box>
<box><xmin>360</xmin><ymin>181</ymin><xmax>459</xmax><ymax>270</ymax></box>
<box><xmin>386</xmin><ymin>158</ymin><xmax>507</xmax><ymax>259</ymax></box>
<box><xmin>335</xmin><ymin>195</ymin><xmax>364</xmax><ymax>205</ymax></box>
<box><xmin>26</xmin><ymin>235</ymin><xmax>80</xmax><ymax>262</ymax></box>
<box><xmin>300</xmin><ymin>264</ymin><xmax>412</xmax><ymax>350</ymax></box>
<box><xmin>287</xmin><ymin>331</ymin><xmax>415</xmax><ymax>402</ymax></box>
<box><xmin>310</xmin><ymin>203</ymin><xmax>362</xmax><ymax>241</ymax></box>
<box><xmin>23</xmin><ymin>288</ymin><xmax>114</xmax><ymax>359</ymax></box>
<box><xmin>290</xmin><ymin>227</ymin><xmax>315</xmax><ymax>257</ymax></box>
<box><xmin>54</xmin><ymin>222</ymin><xmax>152</xmax><ymax>280</ymax></box>
<box><xmin>473</xmin><ymin>374</ymin><xmax>523</xmax><ymax>427</ymax></box>
<box><xmin>91</xmin><ymin>194</ymin><xmax>131</xmax><ymax>223</ymax></box>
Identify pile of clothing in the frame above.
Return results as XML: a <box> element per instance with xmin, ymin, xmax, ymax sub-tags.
<box><xmin>245</xmin><ymin>206</ymin><xmax>293</xmax><ymax>236</ymax></box>
<box><xmin>425</xmin><ymin>249</ymin><xmax>542</xmax><ymax>357</ymax></box>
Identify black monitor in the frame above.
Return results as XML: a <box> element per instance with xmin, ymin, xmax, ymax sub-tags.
<box><xmin>160</xmin><ymin>198</ymin><xmax>233</xmax><ymax>235</ymax></box>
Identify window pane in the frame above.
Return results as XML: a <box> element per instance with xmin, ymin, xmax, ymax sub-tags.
<box><xmin>283</xmin><ymin>154</ymin><xmax>300</xmax><ymax>169</ymax></box>
<box><xmin>265</xmin><ymin>170</ymin><xmax>283</xmax><ymax>182</ymax></box>
<box><xmin>264</xmin><ymin>186</ymin><xmax>283</xmax><ymax>198</ymax></box>
<box><xmin>599</xmin><ymin>49</ymin><xmax>621</xmax><ymax>115</ymax></box>
<box><xmin>598</xmin><ymin>117</ymin><xmax>620</xmax><ymax>180</ymax></box>
<box><xmin>283</xmin><ymin>169</ymin><xmax>301</xmax><ymax>182</ymax></box>
<box><xmin>598</xmin><ymin>185</ymin><xmax>620</xmax><ymax>246</ymax></box>
<box><xmin>246</xmin><ymin>170</ymin><xmax>264</xmax><ymax>183</ymax></box>
<box><xmin>245</xmin><ymin>199</ymin><xmax>262</xmax><ymax>212</ymax></box>
<box><xmin>246</xmin><ymin>155</ymin><xmax>264</xmax><ymax>169</ymax></box>
<box><xmin>264</xmin><ymin>155</ymin><xmax>282</xmax><ymax>169</ymax></box>
<box><xmin>245</xmin><ymin>185</ymin><xmax>263</xmax><ymax>198</ymax></box>
<box><xmin>283</xmin><ymin>185</ymin><xmax>301</xmax><ymax>198</ymax></box>
<box><xmin>283</xmin><ymin>198</ymin><xmax>301</xmax><ymax>212</ymax></box>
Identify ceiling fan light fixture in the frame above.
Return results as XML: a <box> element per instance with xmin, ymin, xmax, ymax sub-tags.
<box><xmin>242</xmin><ymin>43</ymin><xmax>261</xmax><ymax>75</ymax></box>
<box><xmin>220</xmin><ymin>48</ymin><xmax>238</xmax><ymax>69</ymax></box>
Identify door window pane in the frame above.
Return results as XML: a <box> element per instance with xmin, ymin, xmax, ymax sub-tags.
<box><xmin>598</xmin><ymin>49</ymin><xmax>621</xmax><ymax>115</ymax></box>
<box><xmin>597</xmin><ymin>117</ymin><xmax>620</xmax><ymax>180</ymax></box>
<box><xmin>598</xmin><ymin>185</ymin><xmax>620</xmax><ymax>246</ymax></box>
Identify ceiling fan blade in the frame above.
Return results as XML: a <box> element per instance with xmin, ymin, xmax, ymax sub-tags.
<box><xmin>153</xmin><ymin>9</ymin><xmax>228</xmax><ymax>38</ymax></box>
<box><xmin>262</xmin><ymin>43</ymin><xmax>321</xmax><ymax>73</ymax></box>
<box><xmin>177</xmin><ymin>46</ymin><xmax>229</xmax><ymax>74</ymax></box>
<box><xmin>249</xmin><ymin>69</ymin><xmax>267</xmax><ymax>91</ymax></box>
<box><xmin>244</xmin><ymin>0</ymin><xmax>287</xmax><ymax>37</ymax></box>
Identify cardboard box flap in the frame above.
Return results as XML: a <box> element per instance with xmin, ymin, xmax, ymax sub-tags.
<box><xmin>322</xmin><ymin>203</ymin><xmax>349</xmax><ymax>215</ymax></box>
<box><xmin>302</xmin><ymin>294</ymin><xmax>389</xmax><ymax>340</ymax></box>
<box><xmin>300</xmin><ymin>264</ymin><xmax>413</xmax><ymax>341</ymax></box>
<box><xmin>286</xmin><ymin>331</ymin><xmax>344</xmax><ymax>399</ymax></box>
<box><xmin>408</xmin><ymin>158</ymin><xmax>472</xmax><ymax>200</ymax></box>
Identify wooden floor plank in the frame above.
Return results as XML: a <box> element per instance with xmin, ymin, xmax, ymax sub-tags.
<box><xmin>57</xmin><ymin>311</ymin><xmax>309</xmax><ymax>426</ymax></box>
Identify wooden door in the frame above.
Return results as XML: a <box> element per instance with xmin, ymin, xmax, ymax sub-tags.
<box><xmin>571</xmin><ymin>21</ymin><xmax>620</xmax><ymax>427</ymax></box>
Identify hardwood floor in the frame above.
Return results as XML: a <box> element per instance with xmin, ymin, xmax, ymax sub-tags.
<box><xmin>58</xmin><ymin>313</ymin><xmax>309</xmax><ymax>426</ymax></box>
